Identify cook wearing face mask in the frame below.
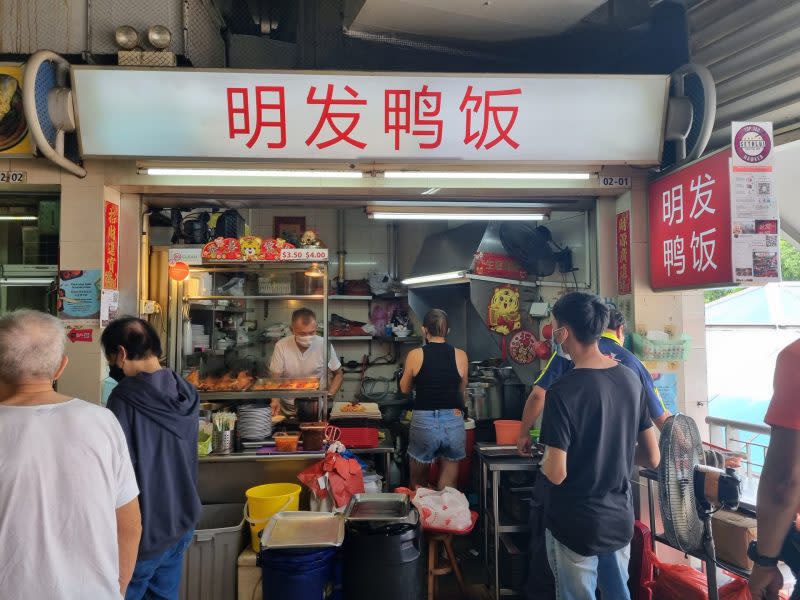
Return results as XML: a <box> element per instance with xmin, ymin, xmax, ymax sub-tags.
<box><xmin>269</xmin><ymin>308</ymin><xmax>343</xmax><ymax>419</ymax></box>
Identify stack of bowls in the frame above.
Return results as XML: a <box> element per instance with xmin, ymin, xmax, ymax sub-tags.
<box><xmin>237</xmin><ymin>404</ymin><xmax>273</xmax><ymax>441</ymax></box>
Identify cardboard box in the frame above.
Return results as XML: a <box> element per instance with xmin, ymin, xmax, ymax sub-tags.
<box><xmin>712</xmin><ymin>510</ymin><xmax>757</xmax><ymax>571</ymax></box>
<box><xmin>238</xmin><ymin>548</ymin><xmax>262</xmax><ymax>600</ymax></box>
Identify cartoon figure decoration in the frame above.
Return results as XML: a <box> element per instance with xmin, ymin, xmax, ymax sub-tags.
<box><xmin>487</xmin><ymin>285</ymin><xmax>521</xmax><ymax>359</ymax></box>
<box><xmin>300</xmin><ymin>230</ymin><xmax>325</xmax><ymax>248</ymax></box>
<box><xmin>239</xmin><ymin>236</ymin><xmax>263</xmax><ymax>261</ymax></box>
<box><xmin>201</xmin><ymin>237</ymin><xmax>241</xmax><ymax>261</ymax></box>
<box><xmin>202</xmin><ymin>237</ymin><xmax>295</xmax><ymax>262</ymax></box>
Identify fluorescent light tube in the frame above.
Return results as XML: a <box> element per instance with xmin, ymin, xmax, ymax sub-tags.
<box><xmin>0</xmin><ymin>278</ymin><xmax>54</xmax><ymax>286</ymax></box>
<box><xmin>369</xmin><ymin>212</ymin><xmax>545</xmax><ymax>221</ymax></box>
<box><xmin>144</xmin><ymin>168</ymin><xmax>363</xmax><ymax>179</ymax></box>
<box><xmin>0</xmin><ymin>215</ymin><xmax>37</xmax><ymax>221</ymax></box>
<box><xmin>384</xmin><ymin>171</ymin><xmax>591</xmax><ymax>180</ymax></box>
<box><xmin>401</xmin><ymin>271</ymin><xmax>466</xmax><ymax>285</ymax></box>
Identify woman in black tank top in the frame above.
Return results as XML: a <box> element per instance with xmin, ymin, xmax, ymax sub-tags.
<box><xmin>399</xmin><ymin>309</ymin><xmax>468</xmax><ymax>490</ymax></box>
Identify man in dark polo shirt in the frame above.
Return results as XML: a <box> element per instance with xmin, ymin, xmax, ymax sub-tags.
<box><xmin>539</xmin><ymin>293</ymin><xmax>660</xmax><ymax>599</ymax></box>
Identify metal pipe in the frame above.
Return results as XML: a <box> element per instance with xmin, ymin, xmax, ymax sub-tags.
<box><xmin>337</xmin><ymin>209</ymin><xmax>346</xmax><ymax>284</ymax></box>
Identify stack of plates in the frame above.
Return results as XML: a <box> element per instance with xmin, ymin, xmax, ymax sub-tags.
<box><xmin>238</xmin><ymin>405</ymin><xmax>273</xmax><ymax>441</ymax></box>
<box><xmin>191</xmin><ymin>325</ymin><xmax>209</xmax><ymax>351</ymax></box>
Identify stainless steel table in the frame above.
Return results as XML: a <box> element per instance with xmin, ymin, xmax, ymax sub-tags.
<box><xmin>477</xmin><ymin>443</ymin><xmax>540</xmax><ymax>600</ymax></box>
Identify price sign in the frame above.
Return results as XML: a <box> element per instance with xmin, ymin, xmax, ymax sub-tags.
<box><xmin>279</xmin><ymin>248</ymin><xmax>330</xmax><ymax>261</ymax></box>
<box><xmin>0</xmin><ymin>171</ymin><xmax>27</xmax><ymax>184</ymax></box>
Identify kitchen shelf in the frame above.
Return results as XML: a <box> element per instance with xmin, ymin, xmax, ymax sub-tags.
<box><xmin>188</xmin><ymin>303</ymin><xmax>248</xmax><ymax>313</ymax></box>
<box><xmin>328</xmin><ymin>295</ymin><xmax>372</xmax><ymax>301</ymax></box>
<box><xmin>374</xmin><ymin>336</ymin><xmax>421</xmax><ymax>343</ymax></box>
<box><xmin>330</xmin><ymin>336</ymin><xmax>373</xmax><ymax>341</ymax></box>
<box><xmin>198</xmin><ymin>390</ymin><xmax>327</xmax><ymax>401</ymax></box>
<box><xmin>186</xmin><ymin>295</ymin><xmax>325</xmax><ymax>301</ymax></box>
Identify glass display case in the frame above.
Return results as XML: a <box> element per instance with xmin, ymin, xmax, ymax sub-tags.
<box><xmin>172</xmin><ymin>261</ymin><xmax>329</xmax><ymax>415</ymax></box>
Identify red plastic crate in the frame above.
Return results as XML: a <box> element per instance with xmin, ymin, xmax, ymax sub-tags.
<box><xmin>337</xmin><ymin>426</ymin><xmax>379</xmax><ymax>449</ymax></box>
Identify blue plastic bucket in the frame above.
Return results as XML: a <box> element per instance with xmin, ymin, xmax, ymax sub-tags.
<box><xmin>261</xmin><ymin>548</ymin><xmax>339</xmax><ymax>600</ymax></box>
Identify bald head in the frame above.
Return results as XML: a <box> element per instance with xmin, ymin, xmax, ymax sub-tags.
<box><xmin>0</xmin><ymin>310</ymin><xmax>66</xmax><ymax>384</ymax></box>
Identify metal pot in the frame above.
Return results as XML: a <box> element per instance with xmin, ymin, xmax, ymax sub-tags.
<box><xmin>467</xmin><ymin>381</ymin><xmax>502</xmax><ymax>421</ymax></box>
<box><xmin>296</xmin><ymin>398</ymin><xmax>320</xmax><ymax>422</ymax></box>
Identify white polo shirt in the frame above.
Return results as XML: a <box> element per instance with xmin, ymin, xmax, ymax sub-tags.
<box><xmin>269</xmin><ymin>335</ymin><xmax>341</xmax><ymax>415</ymax></box>
<box><xmin>269</xmin><ymin>335</ymin><xmax>341</xmax><ymax>380</ymax></box>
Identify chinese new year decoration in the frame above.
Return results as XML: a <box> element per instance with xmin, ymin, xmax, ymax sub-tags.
<box><xmin>487</xmin><ymin>285</ymin><xmax>521</xmax><ymax>359</ymax></box>
<box><xmin>508</xmin><ymin>329</ymin><xmax>537</xmax><ymax>364</ymax></box>
<box><xmin>473</xmin><ymin>251</ymin><xmax>528</xmax><ymax>280</ymax></box>
<box><xmin>201</xmin><ymin>237</ymin><xmax>295</xmax><ymax>262</ymax></box>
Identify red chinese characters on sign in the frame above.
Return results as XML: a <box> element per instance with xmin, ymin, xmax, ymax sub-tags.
<box><xmin>384</xmin><ymin>85</ymin><xmax>443</xmax><ymax>150</ymax></box>
<box><xmin>617</xmin><ymin>211</ymin><xmax>631</xmax><ymax>295</ymax></box>
<box><xmin>225</xmin><ymin>83</ymin><xmax>524</xmax><ymax>154</ymax></box>
<box><xmin>227</xmin><ymin>86</ymin><xmax>286</xmax><ymax>149</ymax></box>
<box><xmin>103</xmin><ymin>201</ymin><xmax>119</xmax><ymax>290</ymax></box>
<box><xmin>459</xmin><ymin>86</ymin><xmax>522</xmax><ymax>150</ymax></box>
<box><xmin>648</xmin><ymin>150</ymin><xmax>733</xmax><ymax>290</ymax></box>
<box><xmin>306</xmin><ymin>84</ymin><xmax>367</xmax><ymax>149</ymax></box>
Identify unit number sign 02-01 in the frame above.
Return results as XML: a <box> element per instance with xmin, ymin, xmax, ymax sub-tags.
<box><xmin>600</xmin><ymin>176</ymin><xmax>631</xmax><ymax>188</ymax></box>
<box><xmin>279</xmin><ymin>248</ymin><xmax>329</xmax><ymax>261</ymax></box>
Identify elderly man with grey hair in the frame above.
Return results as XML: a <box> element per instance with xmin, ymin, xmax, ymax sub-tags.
<box><xmin>0</xmin><ymin>309</ymin><xmax>142</xmax><ymax>599</ymax></box>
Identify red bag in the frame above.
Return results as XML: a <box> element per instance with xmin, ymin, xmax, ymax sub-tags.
<box><xmin>297</xmin><ymin>452</ymin><xmax>365</xmax><ymax>508</ymax></box>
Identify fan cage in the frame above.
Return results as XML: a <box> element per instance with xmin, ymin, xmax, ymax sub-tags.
<box><xmin>658</xmin><ymin>413</ymin><xmax>705</xmax><ymax>553</ymax></box>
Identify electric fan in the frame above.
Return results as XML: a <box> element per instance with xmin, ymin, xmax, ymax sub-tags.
<box><xmin>658</xmin><ymin>414</ymin><xmax>741</xmax><ymax>600</ymax></box>
<box><xmin>498</xmin><ymin>223</ymin><xmax>573</xmax><ymax>278</ymax></box>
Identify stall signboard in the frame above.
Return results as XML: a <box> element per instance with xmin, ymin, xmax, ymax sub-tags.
<box><xmin>648</xmin><ymin>150</ymin><xmax>734</xmax><ymax>290</ymax></box>
<box><xmin>71</xmin><ymin>68</ymin><xmax>668</xmax><ymax>164</ymax></box>
<box><xmin>616</xmin><ymin>210</ymin><xmax>632</xmax><ymax>295</ymax></box>
<box><xmin>103</xmin><ymin>201</ymin><xmax>119</xmax><ymax>290</ymax></box>
<box><xmin>730</xmin><ymin>122</ymin><xmax>780</xmax><ymax>285</ymax></box>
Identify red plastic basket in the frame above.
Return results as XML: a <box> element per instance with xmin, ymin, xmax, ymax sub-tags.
<box><xmin>337</xmin><ymin>426</ymin><xmax>379</xmax><ymax>449</ymax></box>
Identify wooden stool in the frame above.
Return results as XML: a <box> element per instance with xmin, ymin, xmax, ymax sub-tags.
<box><xmin>427</xmin><ymin>531</ymin><xmax>466</xmax><ymax>600</ymax></box>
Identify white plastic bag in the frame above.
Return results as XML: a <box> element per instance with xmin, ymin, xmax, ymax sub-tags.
<box><xmin>412</xmin><ymin>487</ymin><xmax>471</xmax><ymax>532</ymax></box>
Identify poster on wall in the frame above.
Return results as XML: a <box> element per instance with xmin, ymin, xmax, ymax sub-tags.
<box><xmin>730</xmin><ymin>122</ymin><xmax>780</xmax><ymax>285</ymax></box>
<box><xmin>100</xmin><ymin>289</ymin><xmax>119</xmax><ymax>327</ymax></box>
<box><xmin>616</xmin><ymin>210</ymin><xmax>632</xmax><ymax>295</ymax></box>
<box><xmin>103</xmin><ymin>201</ymin><xmax>119</xmax><ymax>290</ymax></box>
<box><xmin>0</xmin><ymin>65</ymin><xmax>32</xmax><ymax>156</ymax></box>
<box><xmin>651</xmin><ymin>371</ymin><xmax>679</xmax><ymax>415</ymax></box>
<box><xmin>58</xmin><ymin>270</ymin><xmax>102</xmax><ymax>320</ymax></box>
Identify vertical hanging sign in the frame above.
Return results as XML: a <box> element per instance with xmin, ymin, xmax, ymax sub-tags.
<box><xmin>103</xmin><ymin>201</ymin><xmax>119</xmax><ymax>290</ymax></box>
<box><xmin>617</xmin><ymin>210</ymin><xmax>632</xmax><ymax>295</ymax></box>
<box><xmin>730</xmin><ymin>122</ymin><xmax>780</xmax><ymax>285</ymax></box>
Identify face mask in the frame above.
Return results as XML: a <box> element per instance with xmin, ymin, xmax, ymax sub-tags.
<box><xmin>295</xmin><ymin>335</ymin><xmax>314</xmax><ymax>348</ymax></box>
<box><xmin>553</xmin><ymin>328</ymin><xmax>572</xmax><ymax>360</ymax></box>
<box><xmin>108</xmin><ymin>365</ymin><xmax>126</xmax><ymax>382</ymax></box>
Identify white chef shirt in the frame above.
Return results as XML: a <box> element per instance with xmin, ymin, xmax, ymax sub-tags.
<box><xmin>0</xmin><ymin>398</ymin><xmax>139</xmax><ymax>600</ymax></box>
<box><xmin>269</xmin><ymin>334</ymin><xmax>341</xmax><ymax>381</ymax></box>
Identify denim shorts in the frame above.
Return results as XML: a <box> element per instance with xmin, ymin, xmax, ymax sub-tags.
<box><xmin>408</xmin><ymin>409</ymin><xmax>466</xmax><ymax>464</ymax></box>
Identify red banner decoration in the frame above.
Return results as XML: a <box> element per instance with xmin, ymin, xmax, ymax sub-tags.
<box><xmin>103</xmin><ymin>201</ymin><xmax>119</xmax><ymax>289</ymax></box>
<box><xmin>201</xmin><ymin>237</ymin><xmax>304</xmax><ymax>262</ymax></box>
<box><xmin>473</xmin><ymin>251</ymin><xmax>528</xmax><ymax>280</ymax></box>
<box><xmin>67</xmin><ymin>328</ymin><xmax>93</xmax><ymax>343</ymax></box>
<box><xmin>648</xmin><ymin>150</ymin><xmax>734</xmax><ymax>290</ymax></box>
<box><xmin>617</xmin><ymin>210</ymin><xmax>632</xmax><ymax>295</ymax></box>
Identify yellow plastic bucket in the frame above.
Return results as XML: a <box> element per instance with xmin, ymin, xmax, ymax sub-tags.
<box><xmin>244</xmin><ymin>483</ymin><xmax>301</xmax><ymax>552</ymax></box>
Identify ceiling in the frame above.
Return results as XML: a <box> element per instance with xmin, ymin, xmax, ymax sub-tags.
<box><xmin>345</xmin><ymin>0</ymin><xmax>608</xmax><ymax>42</ymax></box>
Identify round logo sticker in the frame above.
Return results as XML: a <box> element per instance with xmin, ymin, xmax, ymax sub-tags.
<box><xmin>734</xmin><ymin>125</ymin><xmax>772</xmax><ymax>164</ymax></box>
